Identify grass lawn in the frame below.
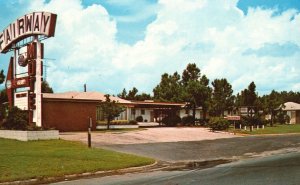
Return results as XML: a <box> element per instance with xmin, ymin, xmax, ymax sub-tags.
<box><xmin>0</xmin><ymin>139</ymin><xmax>154</xmax><ymax>182</ymax></box>
<box><xmin>230</xmin><ymin>124</ymin><xmax>300</xmax><ymax>135</ymax></box>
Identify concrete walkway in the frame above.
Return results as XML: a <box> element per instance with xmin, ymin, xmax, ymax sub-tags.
<box><xmin>60</xmin><ymin>127</ymin><xmax>238</xmax><ymax>145</ymax></box>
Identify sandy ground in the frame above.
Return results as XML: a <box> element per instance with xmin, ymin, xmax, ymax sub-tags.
<box><xmin>59</xmin><ymin>127</ymin><xmax>238</xmax><ymax>145</ymax></box>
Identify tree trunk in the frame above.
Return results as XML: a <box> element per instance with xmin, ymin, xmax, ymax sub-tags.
<box><xmin>203</xmin><ymin>109</ymin><xmax>207</xmax><ymax>120</ymax></box>
<box><xmin>193</xmin><ymin>104</ymin><xmax>196</xmax><ymax>125</ymax></box>
<box><xmin>107</xmin><ymin>119</ymin><xmax>110</xmax><ymax>130</ymax></box>
<box><xmin>221</xmin><ymin>108</ymin><xmax>224</xmax><ymax>117</ymax></box>
<box><xmin>270</xmin><ymin>112</ymin><xmax>274</xmax><ymax>127</ymax></box>
<box><xmin>271</xmin><ymin>113</ymin><xmax>274</xmax><ymax>127</ymax></box>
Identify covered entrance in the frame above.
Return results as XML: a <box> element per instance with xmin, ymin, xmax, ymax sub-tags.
<box><xmin>130</xmin><ymin>101</ymin><xmax>185</xmax><ymax>124</ymax></box>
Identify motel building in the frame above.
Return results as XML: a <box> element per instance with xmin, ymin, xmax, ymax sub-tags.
<box><xmin>41</xmin><ymin>91</ymin><xmax>203</xmax><ymax>131</ymax></box>
<box><xmin>283</xmin><ymin>102</ymin><xmax>300</xmax><ymax>124</ymax></box>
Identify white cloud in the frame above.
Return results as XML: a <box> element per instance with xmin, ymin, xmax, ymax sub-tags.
<box><xmin>10</xmin><ymin>0</ymin><xmax>299</xmax><ymax>95</ymax></box>
<box><xmin>106</xmin><ymin>0</ymin><xmax>158</xmax><ymax>23</ymax></box>
<box><xmin>26</xmin><ymin>0</ymin><xmax>118</xmax><ymax>92</ymax></box>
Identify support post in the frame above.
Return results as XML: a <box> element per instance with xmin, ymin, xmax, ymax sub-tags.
<box><xmin>88</xmin><ymin>117</ymin><xmax>92</xmax><ymax>148</ymax></box>
<box><xmin>33</xmin><ymin>37</ymin><xmax>42</xmax><ymax>127</ymax></box>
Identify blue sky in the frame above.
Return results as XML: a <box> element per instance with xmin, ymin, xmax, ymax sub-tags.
<box><xmin>0</xmin><ymin>0</ymin><xmax>299</xmax><ymax>95</ymax></box>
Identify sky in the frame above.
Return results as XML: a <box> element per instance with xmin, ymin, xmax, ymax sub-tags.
<box><xmin>0</xmin><ymin>0</ymin><xmax>299</xmax><ymax>96</ymax></box>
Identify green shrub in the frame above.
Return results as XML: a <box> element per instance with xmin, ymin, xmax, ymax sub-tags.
<box><xmin>136</xmin><ymin>116</ymin><xmax>143</xmax><ymax>122</ymax></box>
<box><xmin>181</xmin><ymin>116</ymin><xmax>194</xmax><ymax>126</ymax></box>
<box><xmin>276</xmin><ymin>112</ymin><xmax>290</xmax><ymax>124</ymax></box>
<box><xmin>112</xmin><ymin>120</ymin><xmax>129</xmax><ymax>125</ymax></box>
<box><xmin>162</xmin><ymin>115</ymin><xmax>181</xmax><ymax>127</ymax></box>
<box><xmin>196</xmin><ymin>118</ymin><xmax>209</xmax><ymax>127</ymax></box>
<box><xmin>208</xmin><ymin>117</ymin><xmax>229</xmax><ymax>131</ymax></box>
<box><xmin>129</xmin><ymin>120</ymin><xmax>138</xmax><ymax>125</ymax></box>
<box><xmin>241</xmin><ymin>116</ymin><xmax>264</xmax><ymax>126</ymax></box>
<box><xmin>1</xmin><ymin>107</ymin><xmax>28</xmax><ymax>130</ymax></box>
<box><xmin>97</xmin><ymin>120</ymin><xmax>130</xmax><ymax>125</ymax></box>
<box><xmin>261</xmin><ymin>119</ymin><xmax>270</xmax><ymax>126</ymax></box>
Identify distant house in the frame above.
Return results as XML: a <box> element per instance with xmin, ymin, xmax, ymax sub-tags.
<box><xmin>41</xmin><ymin>91</ymin><xmax>202</xmax><ymax>131</ymax></box>
<box><xmin>282</xmin><ymin>102</ymin><xmax>300</xmax><ymax>124</ymax></box>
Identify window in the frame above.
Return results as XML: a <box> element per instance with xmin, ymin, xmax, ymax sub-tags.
<box><xmin>141</xmin><ymin>109</ymin><xmax>145</xmax><ymax>115</ymax></box>
<box><xmin>97</xmin><ymin>106</ymin><xmax>127</xmax><ymax>121</ymax></box>
<box><xmin>96</xmin><ymin>106</ymin><xmax>104</xmax><ymax>121</ymax></box>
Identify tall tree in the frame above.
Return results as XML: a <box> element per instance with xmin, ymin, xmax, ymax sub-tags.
<box><xmin>236</xmin><ymin>81</ymin><xmax>258</xmax><ymax>106</ymax></box>
<box><xmin>0</xmin><ymin>70</ymin><xmax>5</xmax><ymax>84</ymax></box>
<box><xmin>98</xmin><ymin>94</ymin><xmax>125</xmax><ymax>130</ymax></box>
<box><xmin>262</xmin><ymin>90</ymin><xmax>284</xmax><ymax>126</ymax></box>
<box><xmin>246</xmin><ymin>82</ymin><xmax>257</xmax><ymax>106</ymax></box>
<box><xmin>153</xmin><ymin>72</ymin><xmax>183</xmax><ymax>102</ymax></box>
<box><xmin>135</xmin><ymin>93</ymin><xmax>152</xmax><ymax>101</ymax></box>
<box><xmin>0</xmin><ymin>89</ymin><xmax>8</xmax><ymax>121</ymax></box>
<box><xmin>182</xmin><ymin>63</ymin><xmax>200</xmax><ymax>85</ymax></box>
<box><xmin>41</xmin><ymin>81</ymin><xmax>54</xmax><ymax>93</ymax></box>
<box><xmin>118</xmin><ymin>88</ymin><xmax>152</xmax><ymax>101</ymax></box>
<box><xmin>117</xmin><ymin>88</ymin><xmax>127</xmax><ymax>99</ymax></box>
<box><xmin>211</xmin><ymin>78</ymin><xmax>234</xmax><ymax>117</ymax></box>
<box><xmin>127</xmin><ymin>87</ymin><xmax>138</xmax><ymax>100</ymax></box>
<box><xmin>0</xmin><ymin>70</ymin><xmax>6</xmax><ymax>121</ymax></box>
<box><xmin>181</xmin><ymin>63</ymin><xmax>211</xmax><ymax>123</ymax></box>
<box><xmin>279</xmin><ymin>91</ymin><xmax>300</xmax><ymax>104</ymax></box>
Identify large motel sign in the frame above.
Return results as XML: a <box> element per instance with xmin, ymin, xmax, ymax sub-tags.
<box><xmin>0</xmin><ymin>12</ymin><xmax>57</xmax><ymax>127</ymax></box>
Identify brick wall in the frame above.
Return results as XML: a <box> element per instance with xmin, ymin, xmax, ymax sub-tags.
<box><xmin>42</xmin><ymin>99</ymin><xmax>98</xmax><ymax>131</ymax></box>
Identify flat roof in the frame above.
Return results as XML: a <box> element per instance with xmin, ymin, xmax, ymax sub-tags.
<box><xmin>283</xmin><ymin>102</ymin><xmax>300</xmax><ymax>111</ymax></box>
<box><xmin>43</xmin><ymin>92</ymin><xmax>191</xmax><ymax>108</ymax></box>
<box><xmin>43</xmin><ymin>91</ymin><xmax>132</xmax><ymax>104</ymax></box>
<box><xmin>131</xmin><ymin>101</ymin><xmax>185</xmax><ymax>106</ymax></box>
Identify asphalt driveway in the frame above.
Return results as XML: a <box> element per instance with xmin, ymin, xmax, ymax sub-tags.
<box><xmin>102</xmin><ymin>134</ymin><xmax>300</xmax><ymax>162</ymax></box>
<box><xmin>60</xmin><ymin>128</ymin><xmax>300</xmax><ymax>162</ymax></box>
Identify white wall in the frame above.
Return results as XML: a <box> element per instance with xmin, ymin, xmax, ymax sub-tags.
<box><xmin>129</xmin><ymin>108</ymin><xmax>153</xmax><ymax>122</ymax></box>
<box><xmin>179</xmin><ymin>109</ymin><xmax>201</xmax><ymax>119</ymax></box>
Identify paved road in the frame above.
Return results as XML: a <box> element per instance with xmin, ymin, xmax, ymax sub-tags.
<box><xmin>51</xmin><ymin>134</ymin><xmax>300</xmax><ymax>185</ymax></box>
<box><xmin>101</xmin><ymin>134</ymin><xmax>300</xmax><ymax>162</ymax></box>
<box><xmin>53</xmin><ymin>152</ymin><xmax>300</xmax><ymax>185</ymax></box>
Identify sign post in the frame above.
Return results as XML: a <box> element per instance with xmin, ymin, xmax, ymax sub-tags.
<box><xmin>1</xmin><ymin>12</ymin><xmax>57</xmax><ymax>127</ymax></box>
<box><xmin>248</xmin><ymin>107</ymin><xmax>255</xmax><ymax>132</ymax></box>
<box><xmin>34</xmin><ymin>37</ymin><xmax>42</xmax><ymax>126</ymax></box>
<box><xmin>88</xmin><ymin>117</ymin><xmax>92</xmax><ymax>148</ymax></box>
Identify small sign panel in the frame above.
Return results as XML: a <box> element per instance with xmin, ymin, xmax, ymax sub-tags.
<box><xmin>13</xmin><ymin>76</ymin><xmax>30</xmax><ymax>88</ymax></box>
<box><xmin>226</xmin><ymin>116</ymin><xmax>241</xmax><ymax>121</ymax></box>
<box><xmin>240</xmin><ymin>107</ymin><xmax>248</xmax><ymax>113</ymax></box>
<box><xmin>14</xmin><ymin>91</ymin><xmax>28</xmax><ymax>110</ymax></box>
